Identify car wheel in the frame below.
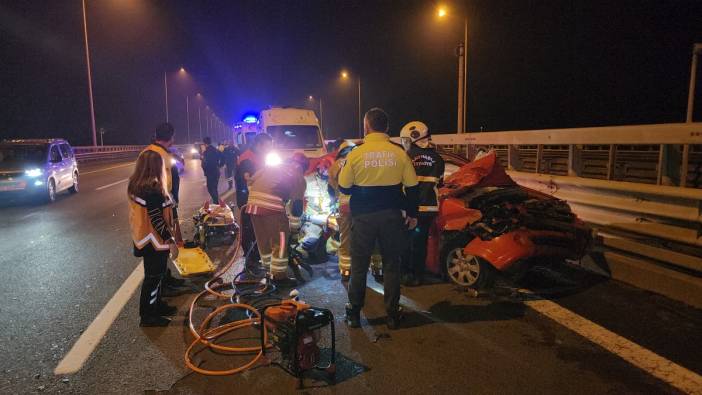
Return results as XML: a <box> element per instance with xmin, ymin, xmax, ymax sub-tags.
<box><xmin>69</xmin><ymin>172</ymin><xmax>79</xmax><ymax>194</ymax></box>
<box><xmin>46</xmin><ymin>179</ymin><xmax>56</xmax><ymax>203</ymax></box>
<box><xmin>443</xmin><ymin>240</ymin><xmax>494</xmax><ymax>289</ymax></box>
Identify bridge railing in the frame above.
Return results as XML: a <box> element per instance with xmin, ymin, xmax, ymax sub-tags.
<box><xmin>73</xmin><ymin>145</ymin><xmax>145</xmax><ymax>163</ymax></box>
<box><xmin>431</xmin><ymin>122</ymin><xmax>702</xmax><ymax>308</ymax></box>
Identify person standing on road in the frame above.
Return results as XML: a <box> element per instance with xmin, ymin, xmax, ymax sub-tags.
<box><xmin>236</xmin><ymin>134</ymin><xmax>272</xmax><ymax>265</ymax></box>
<box><xmin>338</xmin><ymin>108</ymin><xmax>419</xmax><ymax>330</ymax></box>
<box><xmin>246</xmin><ymin>153</ymin><xmax>308</xmax><ymax>283</ymax></box>
<box><xmin>144</xmin><ymin>123</ymin><xmax>189</xmax><ymax>296</ymax></box>
<box><xmin>222</xmin><ymin>142</ymin><xmax>239</xmax><ymax>190</ymax></box>
<box><xmin>399</xmin><ymin>121</ymin><xmax>445</xmax><ymax>286</ymax></box>
<box><xmin>327</xmin><ymin>140</ymin><xmax>356</xmax><ymax>281</ymax></box>
<box><xmin>127</xmin><ymin>150</ymin><xmax>179</xmax><ymax>327</ymax></box>
<box><xmin>201</xmin><ymin>136</ymin><xmax>223</xmax><ymax>203</ymax></box>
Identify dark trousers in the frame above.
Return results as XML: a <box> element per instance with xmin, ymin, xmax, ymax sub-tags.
<box><xmin>225</xmin><ymin>165</ymin><xmax>236</xmax><ymax>189</ymax></box>
<box><xmin>349</xmin><ymin>209</ymin><xmax>407</xmax><ymax>315</ymax></box>
<box><xmin>140</xmin><ymin>249</ymin><xmax>168</xmax><ymax>317</ymax></box>
<box><xmin>240</xmin><ymin>210</ymin><xmax>260</xmax><ymax>265</ymax></box>
<box><xmin>206</xmin><ymin>171</ymin><xmax>219</xmax><ymax>203</ymax></box>
<box><xmin>404</xmin><ymin>214</ymin><xmax>436</xmax><ymax>277</ymax></box>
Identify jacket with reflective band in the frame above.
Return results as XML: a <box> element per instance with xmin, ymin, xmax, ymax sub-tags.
<box><xmin>338</xmin><ymin>132</ymin><xmax>419</xmax><ymax>217</ymax></box>
<box><xmin>142</xmin><ymin>144</ymin><xmax>173</xmax><ymax>192</ymax></box>
<box><xmin>129</xmin><ymin>192</ymin><xmax>175</xmax><ymax>251</ymax></box>
<box><xmin>328</xmin><ymin>157</ymin><xmax>351</xmax><ymax>214</ymax></box>
<box><xmin>245</xmin><ymin>164</ymin><xmax>307</xmax><ymax>216</ymax></box>
<box><xmin>407</xmin><ymin>145</ymin><xmax>445</xmax><ymax>213</ymax></box>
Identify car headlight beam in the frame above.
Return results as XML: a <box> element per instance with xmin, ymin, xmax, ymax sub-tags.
<box><xmin>25</xmin><ymin>168</ymin><xmax>43</xmax><ymax>178</ymax></box>
<box><xmin>265</xmin><ymin>152</ymin><xmax>282</xmax><ymax>167</ymax></box>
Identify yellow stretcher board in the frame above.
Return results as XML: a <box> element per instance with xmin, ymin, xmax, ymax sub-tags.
<box><xmin>173</xmin><ymin>247</ymin><xmax>216</xmax><ymax>277</ymax></box>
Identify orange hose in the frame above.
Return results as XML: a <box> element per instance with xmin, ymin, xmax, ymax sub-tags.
<box><xmin>184</xmin><ymin>204</ymin><xmax>274</xmax><ymax>376</ymax></box>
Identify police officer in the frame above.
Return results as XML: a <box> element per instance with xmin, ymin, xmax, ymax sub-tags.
<box><xmin>339</xmin><ymin>108</ymin><xmax>419</xmax><ymax>330</ymax></box>
<box><xmin>327</xmin><ymin>140</ymin><xmax>355</xmax><ymax>281</ymax></box>
<box><xmin>400</xmin><ymin>121</ymin><xmax>445</xmax><ymax>286</ymax></box>
<box><xmin>246</xmin><ymin>153</ymin><xmax>308</xmax><ymax>283</ymax></box>
<box><xmin>201</xmin><ymin>136</ymin><xmax>223</xmax><ymax>203</ymax></box>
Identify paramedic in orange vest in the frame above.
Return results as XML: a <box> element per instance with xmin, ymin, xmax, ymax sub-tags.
<box><xmin>143</xmin><ymin>123</ymin><xmax>189</xmax><ymax>296</ymax></box>
<box><xmin>246</xmin><ymin>153</ymin><xmax>308</xmax><ymax>283</ymax></box>
<box><xmin>327</xmin><ymin>140</ymin><xmax>355</xmax><ymax>281</ymax></box>
<box><xmin>127</xmin><ymin>150</ymin><xmax>179</xmax><ymax>327</ymax></box>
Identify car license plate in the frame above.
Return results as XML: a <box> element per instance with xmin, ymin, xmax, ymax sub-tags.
<box><xmin>0</xmin><ymin>181</ymin><xmax>26</xmax><ymax>191</ymax></box>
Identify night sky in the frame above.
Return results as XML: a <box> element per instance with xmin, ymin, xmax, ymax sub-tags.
<box><xmin>1</xmin><ymin>0</ymin><xmax>702</xmax><ymax>146</ymax></box>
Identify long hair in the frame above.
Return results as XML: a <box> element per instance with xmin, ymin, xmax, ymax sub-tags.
<box><xmin>127</xmin><ymin>150</ymin><xmax>168</xmax><ymax>198</ymax></box>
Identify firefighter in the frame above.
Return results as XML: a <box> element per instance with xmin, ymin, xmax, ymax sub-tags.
<box><xmin>339</xmin><ymin>108</ymin><xmax>419</xmax><ymax>330</ymax></box>
<box><xmin>143</xmin><ymin>123</ymin><xmax>188</xmax><ymax>296</ymax></box>
<box><xmin>246</xmin><ymin>152</ymin><xmax>308</xmax><ymax>283</ymax></box>
<box><xmin>201</xmin><ymin>136</ymin><xmax>223</xmax><ymax>203</ymax></box>
<box><xmin>236</xmin><ymin>134</ymin><xmax>272</xmax><ymax>266</ymax></box>
<box><xmin>400</xmin><ymin>121</ymin><xmax>445</xmax><ymax>286</ymax></box>
<box><xmin>127</xmin><ymin>150</ymin><xmax>179</xmax><ymax>327</ymax></box>
<box><xmin>327</xmin><ymin>140</ymin><xmax>356</xmax><ymax>281</ymax></box>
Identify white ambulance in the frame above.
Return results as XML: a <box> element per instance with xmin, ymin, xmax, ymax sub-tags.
<box><xmin>260</xmin><ymin>107</ymin><xmax>326</xmax><ymax>158</ymax></box>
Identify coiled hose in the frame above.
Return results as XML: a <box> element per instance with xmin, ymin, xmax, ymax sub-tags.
<box><xmin>184</xmin><ymin>204</ymin><xmax>282</xmax><ymax>376</ymax></box>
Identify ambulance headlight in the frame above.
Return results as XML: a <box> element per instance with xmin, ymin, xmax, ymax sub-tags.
<box><xmin>265</xmin><ymin>152</ymin><xmax>282</xmax><ymax>167</ymax></box>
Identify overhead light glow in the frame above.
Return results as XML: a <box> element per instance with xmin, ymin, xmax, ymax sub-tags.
<box><xmin>437</xmin><ymin>7</ymin><xmax>447</xmax><ymax>17</ymax></box>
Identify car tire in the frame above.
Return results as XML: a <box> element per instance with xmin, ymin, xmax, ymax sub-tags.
<box><xmin>441</xmin><ymin>235</ymin><xmax>494</xmax><ymax>289</ymax></box>
<box><xmin>69</xmin><ymin>172</ymin><xmax>79</xmax><ymax>194</ymax></box>
<box><xmin>46</xmin><ymin>178</ymin><xmax>57</xmax><ymax>203</ymax></box>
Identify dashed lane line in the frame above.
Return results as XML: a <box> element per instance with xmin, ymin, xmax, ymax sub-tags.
<box><xmin>80</xmin><ymin>162</ymin><xmax>134</xmax><ymax>175</ymax></box>
<box><xmin>95</xmin><ymin>178</ymin><xmax>129</xmax><ymax>191</ymax></box>
<box><xmin>54</xmin><ymin>264</ymin><xmax>144</xmax><ymax>375</ymax></box>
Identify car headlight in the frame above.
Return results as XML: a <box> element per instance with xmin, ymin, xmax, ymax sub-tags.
<box><xmin>265</xmin><ymin>152</ymin><xmax>282</xmax><ymax>167</ymax></box>
<box><xmin>25</xmin><ymin>168</ymin><xmax>43</xmax><ymax>177</ymax></box>
<box><xmin>190</xmin><ymin>148</ymin><xmax>198</xmax><ymax>154</ymax></box>
<box><xmin>171</xmin><ymin>158</ymin><xmax>177</xmax><ymax>165</ymax></box>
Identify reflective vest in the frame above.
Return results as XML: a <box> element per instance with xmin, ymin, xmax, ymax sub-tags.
<box><xmin>338</xmin><ymin>132</ymin><xmax>418</xmax><ymax>216</ymax></box>
<box><xmin>245</xmin><ymin>164</ymin><xmax>307</xmax><ymax>216</ymax></box>
<box><xmin>142</xmin><ymin>144</ymin><xmax>173</xmax><ymax>192</ymax></box>
<box><xmin>328</xmin><ymin>157</ymin><xmax>351</xmax><ymax>215</ymax></box>
<box><xmin>128</xmin><ymin>194</ymin><xmax>175</xmax><ymax>251</ymax></box>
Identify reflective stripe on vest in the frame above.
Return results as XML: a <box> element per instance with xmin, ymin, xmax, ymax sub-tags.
<box><xmin>416</xmin><ymin>176</ymin><xmax>439</xmax><ymax>183</ymax></box>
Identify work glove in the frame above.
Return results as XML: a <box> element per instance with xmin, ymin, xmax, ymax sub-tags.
<box><xmin>405</xmin><ymin>216</ymin><xmax>418</xmax><ymax>230</ymax></box>
<box><xmin>169</xmin><ymin>242</ymin><xmax>180</xmax><ymax>260</ymax></box>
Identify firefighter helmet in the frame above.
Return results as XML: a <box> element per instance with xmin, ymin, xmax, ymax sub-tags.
<box><xmin>400</xmin><ymin>121</ymin><xmax>430</xmax><ymax>150</ymax></box>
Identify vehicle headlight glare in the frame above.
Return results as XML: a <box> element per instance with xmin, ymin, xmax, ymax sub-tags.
<box><xmin>171</xmin><ymin>158</ymin><xmax>177</xmax><ymax>165</ymax></box>
<box><xmin>265</xmin><ymin>152</ymin><xmax>282</xmax><ymax>167</ymax></box>
<box><xmin>190</xmin><ymin>148</ymin><xmax>198</xmax><ymax>154</ymax></box>
<box><xmin>25</xmin><ymin>168</ymin><xmax>43</xmax><ymax>177</ymax></box>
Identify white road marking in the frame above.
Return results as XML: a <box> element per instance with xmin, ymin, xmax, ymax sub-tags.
<box><xmin>522</xmin><ymin>294</ymin><xmax>702</xmax><ymax>394</ymax></box>
<box><xmin>80</xmin><ymin>163</ymin><xmax>133</xmax><ymax>175</ymax></box>
<box><xmin>54</xmin><ymin>264</ymin><xmax>144</xmax><ymax>375</ymax></box>
<box><xmin>96</xmin><ymin>178</ymin><xmax>129</xmax><ymax>191</ymax></box>
<box><xmin>369</xmin><ymin>284</ymin><xmax>702</xmax><ymax>393</ymax></box>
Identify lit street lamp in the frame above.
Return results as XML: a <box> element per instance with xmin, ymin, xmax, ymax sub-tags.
<box><xmin>437</xmin><ymin>5</ymin><xmax>468</xmax><ymax>134</ymax></box>
<box><xmin>341</xmin><ymin>70</ymin><xmax>362</xmax><ymax>138</ymax></box>
<box><xmin>164</xmin><ymin>67</ymin><xmax>187</xmax><ymax>122</ymax></box>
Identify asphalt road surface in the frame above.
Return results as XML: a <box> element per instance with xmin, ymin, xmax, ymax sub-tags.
<box><xmin>0</xmin><ymin>159</ymin><xmax>700</xmax><ymax>394</ymax></box>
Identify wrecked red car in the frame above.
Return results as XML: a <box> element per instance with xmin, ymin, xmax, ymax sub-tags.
<box><xmin>425</xmin><ymin>150</ymin><xmax>592</xmax><ymax>289</ymax></box>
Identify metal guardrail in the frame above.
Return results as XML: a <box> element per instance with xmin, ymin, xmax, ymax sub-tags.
<box><xmin>73</xmin><ymin>145</ymin><xmax>144</xmax><ymax>163</ymax></box>
<box><xmin>431</xmin><ymin>123</ymin><xmax>702</xmax><ymax>283</ymax></box>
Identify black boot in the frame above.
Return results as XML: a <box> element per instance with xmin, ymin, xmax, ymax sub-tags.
<box><xmin>345</xmin><ymin>304</ymin><xmax>361</xmax><ymax>328</ymax></box>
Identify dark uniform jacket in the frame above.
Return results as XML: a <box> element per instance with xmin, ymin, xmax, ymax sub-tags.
<box><xmin>407</xmin><ymin>145</ymin><xmax>445</xmax><ymax>214</ymax></box>
<box><xmin>201</xmin><ymin>145</ymin><xmax>222</xmax><ymax>176</ymax></box>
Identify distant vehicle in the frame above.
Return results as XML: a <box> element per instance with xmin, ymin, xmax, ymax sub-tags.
<box><xmin>260</xmin><ymin>107</ymin><xmax>326</xmax><ymax>158</ymax></box>
<box><xmin>0</xmin><ymin>139</ymin><xmax>79</xmax><ymax>203</ymax></box>
<box><xmin>187</xmin><ymin>143</ymin><xmax>202</xmax><ymax>160</ymax></box>
<box><xmin>169</xmin><ymin>147</ymin><xmax>185</xmax><ymax>174</ymax></box>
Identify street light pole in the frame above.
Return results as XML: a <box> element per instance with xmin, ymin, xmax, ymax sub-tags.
<box><xmin>198</xmin><ymin>106</ymin><xmax>202</xmax><ymax>141</ymax></box>
<box><xmin>462</xmin><ymin>16</ymin><xmax>468</xmax><ymax>133</ymax></box>
<box><xmin>319</xmin><ymin>98</ymin><xmax>324</xmax><ymax>133</ymax></box>
<box><xmin>186</xmin><ymin>95</ymin><xmax>191</xmax><ymax>143</ymax></box>
<box><xmin>163</xmin><ymin>71</ymin><xmax>169</xmax><ymax>122</ymax></box>
<box><xmin>687</xmin><ymin>43</ymin><xmax>701</xmax><ymax>123</ymax></box>
<box><xmin>358</xmin><ymin>77</ymin><xmax>362</xmax><ymax>138</ymax></box>
<box><xmin>81</xmin><ymin>0</ymin><xmax>97</xmax><ymax>146</ymax></box>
